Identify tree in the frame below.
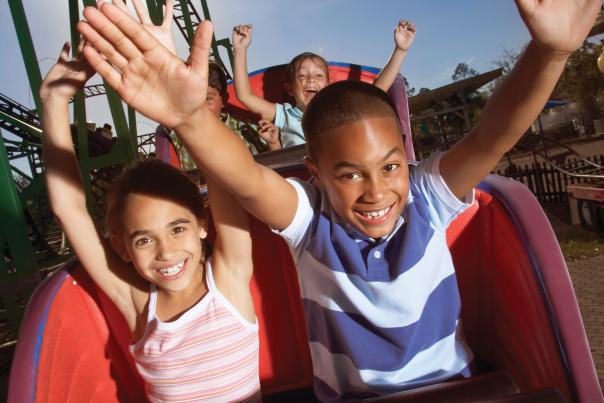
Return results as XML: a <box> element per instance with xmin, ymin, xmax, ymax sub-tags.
<box><xmin>403</xmin><ymin>76</ymin><xmax>416</xmax><ymax>97</ymax></box>
<box><xmin>554</xmin><ymin>41</ymin><xmax>604</xmax><ymax>122</ymax></box>
<box><xmin>452</xmin><ymin>63</ymin><xmax>478</xmax><ymax>81</ymax></box>
<box><xmin>488</xmin><ymin>46</ymin><xmax>525</xmax><ymax>93</ymax></box>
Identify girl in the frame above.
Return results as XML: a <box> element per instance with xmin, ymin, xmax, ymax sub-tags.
<box><xmin>40</xmin><ymin>40</ymin><xmax>260</xmax><ymax>402</ymax></box>
<box><xmin>231</xmin><ymin>20</ymin><xmax>416</xmax><ymax>149</ymax></box>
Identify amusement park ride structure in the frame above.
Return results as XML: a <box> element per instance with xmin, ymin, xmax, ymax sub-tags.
<box><xmin>2</xmin><ymin>1</ymin><xmax>604</xmax><ymax>402</ymax></box>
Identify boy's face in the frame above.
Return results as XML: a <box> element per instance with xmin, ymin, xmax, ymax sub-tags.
<box><xmin>206</xmin><ymin>86</ymin><xmax>224</xmax><ymax>118</ymax></box>
<box><xmin>287</xmin><ymin>57</ymin><xmax>329</xmax><ymax>112</ymax></box>
<box><xmin>306</xmin><ymin>117</ymin><xmax>409</xmax><ymax>239</ymax></box>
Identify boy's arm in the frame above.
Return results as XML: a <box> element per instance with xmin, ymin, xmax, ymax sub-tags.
<box><xmin>232</xmin><ymin>24</ymin><xmax>277</xmax><ymax>120</ymax></box>
<box><xmin>41</xmin><ymin>42</ymin><xmax>136</xmax><ymax>322</ymax></box>
<box><xmin>440</xmin><ymin>0</ymin><xmax>601</xmax><ymax>199</ymax></box>
<box><xmin>207</xmin><ymin>178</ymin><xmax>255</xmax><ymax>321</ymax></box>
<box><xmin>373</xmin><ymin>20</ymin><xmax>416</xmax><ymax>92</ymax></box>
<box><xmin>78</xmin><ymin>5</ymin><xmax>298</xmax><ymax>230</ymax></box>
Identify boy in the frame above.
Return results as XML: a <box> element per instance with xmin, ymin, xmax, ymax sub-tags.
<box><xmin>77</xmin><ymin>0</ymin><xmax>601</xmax><ymax>400</ymax></box>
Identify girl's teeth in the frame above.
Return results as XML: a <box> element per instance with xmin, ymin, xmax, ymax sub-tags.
<box><xmin>159</xmin><ymin>260</ymin><xmax>184</xmax><ymax>275</ymax></box>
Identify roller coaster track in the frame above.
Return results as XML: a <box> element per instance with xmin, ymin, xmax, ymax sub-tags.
<box><xmin>512</xmin><ymin>133</ymin><xmax>604</xmax><ymax>180</ymax></box>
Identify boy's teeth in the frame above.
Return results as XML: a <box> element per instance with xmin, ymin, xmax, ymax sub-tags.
<box><xmin>360</xmin><ymin>207</ymin><xmax>389</xmax><ymax>219</ymax></box>
<box><xmin>159</xmin><ymin>260</ymin><xmax>184</xmax><ymax>275</ymax></box>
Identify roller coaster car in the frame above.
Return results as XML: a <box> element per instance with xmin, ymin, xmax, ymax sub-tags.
<box><xmin>8</xmin><ymin>64</ymin><xmax>602</xmax><ymax>403</ymax></box>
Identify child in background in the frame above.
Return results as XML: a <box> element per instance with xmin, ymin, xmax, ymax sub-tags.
<box><xmin>77</xmin><ymin>0</ymin><xmax>600</xmax><ymax>400</ymax></box>
<box><xmin>231</xmin><ymin>20</ymin><xmax>416</xmax><ymax>148</ymax></box>
<box><xmin>40</xmin><ymin>40</ymin><xmax>260</xmax><ymax>402</ymax></box>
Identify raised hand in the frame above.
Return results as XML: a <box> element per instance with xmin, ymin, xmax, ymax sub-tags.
<box><xmin>232</xmin><ymin>24</ymin><xmax>253</xmax><ymax>50</ymax></box>
<box><xmin>257</xmin><ymin>118</ymin><xmax>282</xmax><ymax>151</ymax></box>
<box><xmin>78</xmin><ymin>3</ymin><xmax>212</xmax><ymax>130</ymax></box>
<box><xmin>40</xmin><ymin>40</ymin><xmax>95</xmax><ymax>102</ymax></box>
<box><xmin>514</xmin><ymin>0</ymin><xmax>602</xmax><ymax>55</ymax></box>
<box><xmin>111</xmin><ymin>0</ymin><xmax>177</xmax><ymax>55</ymax></box>
<box><xmin>394</xmin><ymin>20</ymin><xmax>416</xmax><ymax>51</ymax></box>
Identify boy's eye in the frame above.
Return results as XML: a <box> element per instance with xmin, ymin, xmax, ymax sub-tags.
<box><xmin>383</xmin><ymin>163</ymin><xmax>400</xmax><ymax>173</ymax></box>
<box><xmin>339</xmin><ymin>172</ymin><xmax>361</xmax><ymax>180</ymax></box>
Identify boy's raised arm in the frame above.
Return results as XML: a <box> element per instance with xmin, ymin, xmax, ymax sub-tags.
<box><xmin>78</xmin><ymin>5</ymin><xmax>298</xmax><ymax>231</ymax></box>
<box><xmin>373</xmin><ymin>20</ymin><xmax>416</xmax><ymax>92</ymax></box>
<box><xmin>440</xmin><ymin>0</ymin><xmax>601</xmax><ymax>200</ymax></box>
<box><xmin>231</xmin><ymin>24</ymin><xmax>277</xmax><ymax>121</ymax></box>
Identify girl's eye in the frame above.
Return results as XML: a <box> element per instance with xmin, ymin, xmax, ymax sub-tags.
<box><xmin>134</xmin><ymin>237</ymin><xmax>152</xmax><ymax>247</ymax></box>
<box><xmin>383</xmin><ymin>163</ymin><xmax>400</xmax><ymax>173</ymax></box>
<box><xmin>172</xmin><ymin>226</ymin><xmax>186</xmax><ymax>235</ymax></box>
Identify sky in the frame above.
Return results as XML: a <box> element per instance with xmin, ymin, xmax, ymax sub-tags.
<box><xmin>0</xmin><ymin>0</ymin><xmax>537</xmax><ymax>143</ymax></box>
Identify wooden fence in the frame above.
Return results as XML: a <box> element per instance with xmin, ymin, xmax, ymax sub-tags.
<box><xmin>495</xmin><ymin>154</ymin><xmax>604</xmax><ymax>205</ymax></box>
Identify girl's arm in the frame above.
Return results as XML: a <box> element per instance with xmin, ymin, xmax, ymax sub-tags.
<box><xmin>207</xmin><ymin>178</ymin><xmax>255</xmax><ymax>322</ymax></box>
<box><xmin>373</xmin><ymin>20</ymin><xmax>416</xmax><ymax>92</ymax></box>
<box><xmin>232</xmin><ymin>24</ymin><xmax>277</xmax><ymax>121</ymax></box>
<box><xmin>41</xmin><ymin>42</ymin><xmax>138</xmax><ymax>328</ymax></box>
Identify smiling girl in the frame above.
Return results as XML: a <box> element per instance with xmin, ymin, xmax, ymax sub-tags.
<box><xmin>40</xmin><ymin>40</ymin><xmax>260</xmax><ymax>402</ymax></box>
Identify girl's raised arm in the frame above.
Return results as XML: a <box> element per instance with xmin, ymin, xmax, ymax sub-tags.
<box><xmin>206</xmin><ymin>177</ymin><xmax>255</xmax><ymax>323</ymax></box>
<box><xmin>41</xmin><ymin>42</ymin><xmax>138</xmax><ymax>328</ymax></box>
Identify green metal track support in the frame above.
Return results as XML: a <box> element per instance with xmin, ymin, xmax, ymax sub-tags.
<box><xmin>7</xmin><ymin>0</ymin><xmax>43</xmax><ymax>113</ymax></box>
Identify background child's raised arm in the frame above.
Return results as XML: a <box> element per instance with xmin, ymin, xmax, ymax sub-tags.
<box><xmin>40</xmin><ymin>41</ymin><xmax>137</xmax><ymax>327</ymax></box>
<box><xmin>232</xmin><ymin>24</ymin><xmax>278</xmax><ymax>120</ymax></box>
<box><xmin>373</xmin><ymin>20</ymin><xmax>416</xmax><ymax>92</ymax></box>
<box><xmin>440</xmin><ymin>0</ymin><xmax>601</xmax><ymax>200</ymax></box>
<box><xmin>78</xmin><ymin>5</ymin><xmax>298</xmax><ymax>231</ymax></box>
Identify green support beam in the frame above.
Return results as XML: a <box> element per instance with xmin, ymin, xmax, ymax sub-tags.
<box><xmin>8</xmin><ymin>0</ymin><xmax>43</xmax><ymax>113</ymax></box>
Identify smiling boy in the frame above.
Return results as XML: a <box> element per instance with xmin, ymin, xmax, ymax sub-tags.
<box><xmin>77</xmin><ymin>0</ymin><xmax>602</xmax><ymax>400</ymax></box>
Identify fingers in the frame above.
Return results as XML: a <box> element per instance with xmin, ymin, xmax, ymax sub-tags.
<box><xmin>397</xmin><ymin>19</ymin><xmax>416</xmax><ymax>34</ymax></box>
<box><xmin>111</xmin><ymin>0</ymin><xmax>129</xmax><ymax>14</ymax></box>
<box><xmin>58</xmin><ymin>42</ymin><xmax>71</xmax><ymax>62</ymax></box>
<box><xmin>131</xmin><ymin>0</ymin><xmax>153</xmax><ymax>25</ymax></box>
<box><xmin>78</xmin><ymin>19</ymin><xmax>129</xmax><ymax>71</ymax></box>
<box><xmin>233</xmin><ymin>24</ymin><xmax>252</xmax><ymax>37</ymax></box>
<box><xmin>189</xmin><ymin>20</ymin><xmax>213</xmax><ymax>79</ymax></box>
<box><xmin>162</xmin><ymin>0</ymin><xmax>174</xmax><ymax>28</ymax></box>
<box><xmin>82</xmin><ymin>41</ymin><xmax>121</xmax><ymax>89</ymax></box>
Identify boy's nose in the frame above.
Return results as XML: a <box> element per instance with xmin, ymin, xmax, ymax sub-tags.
<box><xmin>363</xmin><ymin>177</ymin><xmax>386</xmax><ymax>202</ymax></box>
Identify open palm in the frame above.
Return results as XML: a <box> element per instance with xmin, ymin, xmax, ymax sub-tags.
<box><xmin>78</xmin><ymin>4</ymin><xmax>211</xmax><ymax>130</ymax></box>
<box><xmin>515</xmin><ymin>0</ymin><xmax>602</xmax><ymax>54</ymax></box>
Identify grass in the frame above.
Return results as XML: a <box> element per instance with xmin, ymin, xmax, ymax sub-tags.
<box><xmin>545</xmin><ymin>207</ymin><xmax>604</xmax><ymax>262</ymax></box>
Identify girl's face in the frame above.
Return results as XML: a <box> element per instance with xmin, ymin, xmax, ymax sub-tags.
<box><xmin>116</xmin><ymin>193</ymin><xmax>207</xmax><ymax>294</ymax></box>
<box><xmin>288</xmin><ymin>57</ymin><xmax>329</xmax><ymax>112</ymax></box>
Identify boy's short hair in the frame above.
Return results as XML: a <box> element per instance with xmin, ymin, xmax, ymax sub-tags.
<box><xmin>302</xmin><ymin>80</ymin><xmax>401</xmax><ymax>159</ymax></box>
<box><xmin>106</xmin><ymin>159</ymin><xmax>206</xmax><ymax>240</ymax></box>
<box><xmin>286</xmin><ymin>52</ymin><xmax>329</xmax><ymax>84</ymax></box>
<box><xmin>208</xmin><ymin>62</ymin><xmax>228</xmax><ymax>101</ymax></box>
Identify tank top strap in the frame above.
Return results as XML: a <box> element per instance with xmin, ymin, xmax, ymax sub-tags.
<box><xmin>204</xmin><ymin>258</ymin><xmax>217</xmax><ymax>294</ymax></box>
<box><xmin>147</xmin><ymin>283</ymin><xmax>158</xmax><ymax>323</ymax></box>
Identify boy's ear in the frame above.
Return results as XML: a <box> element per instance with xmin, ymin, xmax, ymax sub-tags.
<box><xmin>110</xmin><ymin>236</ymin><xmax>131</xmax><ymax>262</ymax></box>
<box><xmin>304</xmin><ymin>156</ymin><xmax>320</xmax><ymax>181</ymax></box>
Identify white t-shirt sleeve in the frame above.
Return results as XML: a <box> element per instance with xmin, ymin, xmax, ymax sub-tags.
<box><xmin>272</xmin><ymin>177</ymin><xmax>316</xmax><ymax>249</ymax></box>
<box><xmin>409</xmin><ymin>152</ymin><xmax>475</xmax><ymax>230</ymax></box>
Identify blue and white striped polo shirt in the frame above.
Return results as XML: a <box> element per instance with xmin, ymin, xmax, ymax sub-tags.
<box><xmin>276</xmin><ymin>152</ymin><xmax>474</xmax><ymax>402</ymax></box>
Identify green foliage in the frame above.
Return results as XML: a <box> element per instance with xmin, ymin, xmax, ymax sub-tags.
<box><xmin>452</xmin><ymin>62</ymin><xmax>478</xmax><ymax>81</ymax></box>
<box><xmin>554</xmin><ymin>41</ymin><xmax>604</xmax><ymax>120</ymax></box>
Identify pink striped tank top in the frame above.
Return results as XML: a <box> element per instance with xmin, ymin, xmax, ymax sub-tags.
<box><xmin>130</xmin><ymin>259</ymin><xmax>260</xmax><ymax>402</ymax></box>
